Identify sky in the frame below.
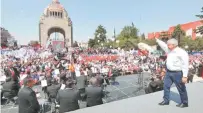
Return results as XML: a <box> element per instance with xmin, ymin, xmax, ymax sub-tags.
<box><xmin>1</xmin><ymin>0</ymin><xmax>202</xmax><ymax>45</ymax></box>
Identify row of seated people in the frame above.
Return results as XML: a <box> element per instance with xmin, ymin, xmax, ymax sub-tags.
<box><xmin>1</xmin><ymin>73</ymin><xmax>106</xmax><ymax>113</ymax></box>
<box><xmin>39</xmin><ymin>75</ymin><xmax>105</xmax><ymax>113</ymax></box>
<box><xmin>145</xmin><ymin>66</ymin><xmax>196</xmax><ymax>94</ymax></box>
<box><xmin>55</xmin><ymin>77</ymin><xmax>104</xmax><ymax>113</ymax></box>
<box><xmin>1</xmin><ymin>77</ymin><xmax>20</xmax><ymax>104</ymax></box>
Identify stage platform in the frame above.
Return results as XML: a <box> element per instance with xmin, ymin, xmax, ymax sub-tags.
<box><xmin>1</xmin><ymin>74</ymin><xmax>148</xmax><ymax>113</ymax></box>
<box><xmin>71</xmin><ymin>80</ymin><xmax>203</xmax><ymax>113</ymax></box>
<box><xmin>1</xmin><ymin>74</ymin><xmax>202</xmax><ymax>113</ymax></box>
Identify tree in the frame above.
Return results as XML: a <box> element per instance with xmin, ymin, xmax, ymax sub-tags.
<box><xmin>94</xmin><ymin>25</ymin><xmax>107</xmax><ymax>42</ymax></box>
<box><xmin>195</xmin><ymin>7</ymin><xmax>203</xmax><ymax>34</ymax></box>
<box><xmin>141</xmin><ymin>33</ymin><xmax>145</xmax><ymax>40</ymax></box>
<box><xmin>117</xmin><ymin>23</ymin><xmax>139</xmax><ymax>40</ymax></box>
<box><xmin>29</xmin><ymin>41</ymin><xmax>39</xmax><ymax>45</ymax></box>
<box><xmin>141</xmin><ymin>38</ymin><xmax>156</xmax><ymax>46</ymax></box>
<box><xmin>72</xmin><ymin>41</ymin><xmax>79</xmax><ymax>47</ymax></box>
<box><xmin>88</xmin><ymin>39</ymin><xmax>96</xmax><ymax>48</ymax></box>
<box><xmin>130</xmin><ymin>22</ymin><xmax>139</xmax><ymax>39</ymax></box>
<box><xmin>87</xmin><ymin>25</ymin><xmax>107</xmax><ymax>48</ymax></box>
<box><xmin>171</xmin><ymin>25</ymin><xmax>185</xmax><ymax>46</ymax></box>
<box><xmin>1</xmin><ymin>27</ymin><xmax>12</xmax><ymax>47</ymax></box>
<box><xmin>115</xmin><ymin>23</ymin><xmax>139</xmax><ymax>50</ymax></box>
<box><xmin>175</xmin><ymin>36</ymin><xmax>203</xmax><ymax>51</ymax></box>
<box><xmin>195</xmin><ymin>37</ymin><xmax>203</xmax><ymax>50</ymax></box>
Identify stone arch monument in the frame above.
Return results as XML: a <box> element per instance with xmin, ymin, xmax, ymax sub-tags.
<box><xmin>39</xmin><ymin>0</ymin><xmax>73</xmax><ymax>47</ymax></box>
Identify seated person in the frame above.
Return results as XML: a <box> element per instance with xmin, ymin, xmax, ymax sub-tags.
<box><xmin>18</xmin><ymin>77</ymin><xmax>40</xmax><ymax>113</ymax></box>
<box><xmin>85</xmin><ymin>77</ymin><xmax>104</xmax><ymax>107</ymax></box>
<box><xmin>46</xmin><ymin>79</ymin><xmax>61</xmax><ymax>102</ymax></box>
<box><xmin>2</xmin><ymin>77</ymin><xmax>19</xmax><ymax>99</ymax></box>
<box><xmin>56</xmin><ymin>79</ymin><xmax>80</xmax><ymax>113</ymax></box>
<box><xmin>187</xmin><ymin>64</ymin><xmax>195</xmax><ymax>83</ymax></box>
<box><xmin>76</xmin><ymin>72</ymin><xmax>87</xmax><ymax>101</ymax></box>
<box><xmin>145</xmin><ymin>68</ymin><xmax>166</xmax><ymax>94</ymax></box>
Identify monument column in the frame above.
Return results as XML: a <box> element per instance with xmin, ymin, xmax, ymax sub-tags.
<box><xmin>39</xmin><ymin>0</ymin><xmax>73</xmax><ymax>47</ymax></box>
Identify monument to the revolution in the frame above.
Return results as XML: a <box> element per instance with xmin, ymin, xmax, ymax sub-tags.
<box><xmin>39</xmin><ymin>0</ymin><xmax>73</xmax><ymax>48</ymax></box>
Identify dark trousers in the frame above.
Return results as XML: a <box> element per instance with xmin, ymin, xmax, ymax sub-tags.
<box><xmin>71</xmin><ymin>72</ymin><xmax>76</xmax><ymax>80</ymax></box>
<box><xmin>163</xmin><ymin>71</ymin><xmax>188</xmax><ymax>104</ymax></box>
<box><xmin>79</xmin><ymin>88</ymin><xmax>86</xmax><ymax>101</ymax></box>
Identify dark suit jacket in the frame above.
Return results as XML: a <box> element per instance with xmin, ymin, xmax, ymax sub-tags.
<box><xmin>2</xmin><ymin>80</ymin><xmax>19</xmax><ymax>98</ymax></box>
<box><xmin>4</xmin><ymin>67</ymin><xmax>19</xmax><ymax>81</ymax></box>
<box><xmin>95</xmin><ymin>75</ymin><xmax>104</xmax><ymax>86</ymax></box>
<box><xmin>76</xmin><ymin>76</ymin><xmax>87</xmax><ymax>89</ymax></box>
<box><xmin>18</xmin><ymin>86</ymin><xmax>40</xmax><ymax>113</ymax></box>
<box><xmin>56</xmin><ymin>88</ymin><xmax>80</xmax><ymax>113</ymax></box>
<box><xmin>47</xmin><ymin>84</ymin><xmax>61</xmax><ymax>98</ymax></box>
<box><xmin>85</xmin><ymin>85</ymin><xmax>104</xmax><ymax>107</ymax></box>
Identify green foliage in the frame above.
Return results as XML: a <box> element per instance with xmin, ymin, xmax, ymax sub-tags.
<box><xmin>88</xmin><ymin>19</ymin><xmax>203</xmax><ymax>50</ymax></box>
<box><xmin>171</xmin><ymin>24</ymin><xmax>186</xmax><ymax>46</ymax></box>
<box><xmin>178</xmin><ymin>36</ymin><xmax>203</xmax><ymax>50</ymax></box>
<box><xmin>196</xmin><ymin>7</ymin><xmax>203</xmax><ymax>19</ymax></box>
<box><xmin>117</xmin><ymin>23</ymin><xmax>139</xmax><ymax>40</ymax></box>
<box><xmin>113</xmin><ymin>23</ymin><xmax>139</xmax><ymax>50</ymax></box>
<box><xmin>195</xmin><ymin>7</ymin><xmax>203</xmax><ymax>35</ymax></box>
<box><xmin>72</xmin><ymin>41</ymin><xmax>79</xmax><ymax>47</ymax></box>
<box><xmin>1</xmin><ymin>27</ymin><xmax>12</xmax><ymax>47</ymax></box>
<box><xmin>88</xmin><ymin>39</ymin><xmax>96</xmax><ymax>48</ymax></box>
<box><xmin>29</xmin><ymin>41</ymin><xmax>39</xmax><ymax>46</ymax></box>
<box><xmin>94</xmin><ymin>25</ymin><xmax>107</xmax><ymax>42</ymax></box>
<box><xmin>141</xmin><ymin>33</ymin><xmax>145</xmax><ymax>40</ymax></box>
<box><xmin>141</xmin><ymin>38</ymin><xmax>156</xmax><ymax>46</ymax></box>
<box><xmin>88</xmin><ymin>25</ymin><xmax>107</xmax><ymax>48</ymax></box>
<box><xmin>171</xmin><ymin>24</ymin><xmax>185</xmax><ymax>38</ymax></box>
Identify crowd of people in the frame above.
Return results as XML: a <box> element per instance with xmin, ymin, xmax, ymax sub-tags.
<box><xmin>0</xmin><ymin>45</ymin><xmax>203</xmax><ymax>112</ymax></box>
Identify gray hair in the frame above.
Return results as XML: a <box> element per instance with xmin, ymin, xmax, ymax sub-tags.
<box><xmin>167</xmin><ymin>38</ymin><xmax>178</xmax><ymax>46</ymax></box>
<box><xmin>89</xmin><ymin>77</ymin><xmax>98</xmax><ymax>86</ymax></box>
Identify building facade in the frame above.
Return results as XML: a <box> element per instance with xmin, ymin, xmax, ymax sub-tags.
<box><xmin>147</xmin><ymin>20</ymin><xmax>203</xmax><ymax>40</ymax></box>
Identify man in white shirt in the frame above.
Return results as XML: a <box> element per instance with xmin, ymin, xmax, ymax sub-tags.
<box><xmin>156</xmin><ymin>38</ymin><xmax>188</xmax><ymax>108</ymax></box>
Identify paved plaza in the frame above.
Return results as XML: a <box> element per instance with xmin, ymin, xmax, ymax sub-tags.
<box><xmin>71</xmin><ymin>80</ymin><xmax>203</xmax><ymax>113</ymax></box>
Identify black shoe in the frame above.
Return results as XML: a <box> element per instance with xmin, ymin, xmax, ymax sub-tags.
<box><xmin>176</xmin><ymin>103</ymin><xmax>188</xmax><ymax>108</ymax></box>
<box><xmin>158</xmin><ymin>101</ymin><xmax>169</xmax><ymax>105</ymax></box>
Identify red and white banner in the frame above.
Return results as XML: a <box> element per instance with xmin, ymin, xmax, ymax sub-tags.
<box><xmin>81</xmin><ymin>55</ymin><xmax>119</xmax><ymax>61</ymax></box>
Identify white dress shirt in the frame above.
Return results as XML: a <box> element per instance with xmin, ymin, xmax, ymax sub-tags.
<box><xmin>156</xmin><ymin>39</ymin><xmax>189</xmax><ymax>77</ymax></box>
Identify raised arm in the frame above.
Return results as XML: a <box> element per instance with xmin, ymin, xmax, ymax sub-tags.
<box><xmin>156</xmin><ymin>38</ymin><xmax>169</xmax><ymax>53</ymax></box>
